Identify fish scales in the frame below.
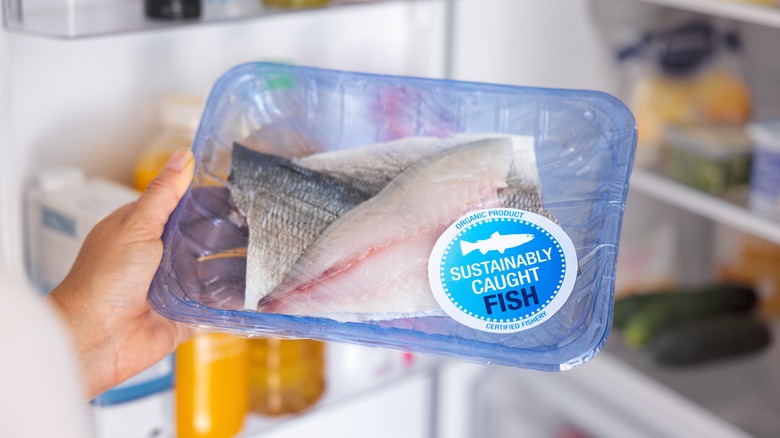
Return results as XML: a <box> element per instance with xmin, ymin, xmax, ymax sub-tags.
<box><xmin>227</xmin><ymin>143</ymin><xmax>370</xmax><ymax>309</ymax></box>
<box><xmin>259</xmin><ymin>138</ymin><xmax>515</xmax><ymax>321</ymax></box>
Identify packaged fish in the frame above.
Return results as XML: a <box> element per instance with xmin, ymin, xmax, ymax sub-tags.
<box><xmin>149</xmin><ymin>63</ymin><xmax>636</xmax><ymax>371</ymax></box>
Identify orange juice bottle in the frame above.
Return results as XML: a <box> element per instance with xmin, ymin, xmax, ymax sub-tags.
<box><xmin>248</xmin><ymin>338</ymin><xmax>326</xmax><ymax>416</ymax></box>
<box><xmin>176</xmin><ymin>333</ymin><xmax>249</xmax><ymax>437</ymax></box>
<box><xmin>135</xmin><ymin>95</ymin><xmax>203</xmax><ymax>191</ymax></box>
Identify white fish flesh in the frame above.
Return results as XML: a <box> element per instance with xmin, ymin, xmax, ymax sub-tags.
<box><xmin>258</xmin><ymin>137</ymin><xmax>514</xmax><ymax>321</ymax></box>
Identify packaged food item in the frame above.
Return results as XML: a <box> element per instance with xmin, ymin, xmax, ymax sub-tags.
<box><xmin>617</xmin><ymin>19</ymin><xmax>751</xmax><ymax>167</ymax></box>
<box><xmin>24</xmin><ymin>170</ymin><xmax>175</xmax><ymax>435</ymax></box>
<box><xmin>25</xmin><ymin>169</ymin><xmax>140</xmax><ymax>293</ymax></box>
<box><xmin>248</xmin><ymin>338</ymin><xmax>325</xmax><ymax>416</ymax></box>
<box><xmin>664</xmin><ymin>124</ymin><xmax>752</xmax><ymax>195</ymax></box>
<box><xmin>149</xmin><ymin>62</ymin><xmax>636</xmax><ymax>371</ymax></box>
<box><xmin>747</xmin><ymin>120</ymin><xmax>780</xmax><ymax>220</ymax></box>
<box><xmin>716</xmin><ymin>226</ymin><xmax>780</xmax><ymax>317</ymax></box>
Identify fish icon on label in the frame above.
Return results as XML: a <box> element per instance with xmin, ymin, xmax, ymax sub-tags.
<box><xmin>460</xmin><ymin>232</ymin><xmax>535</xmax><ymax>256</ymax></box>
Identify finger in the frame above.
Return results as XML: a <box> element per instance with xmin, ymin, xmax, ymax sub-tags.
<box><xmin>131</xmin><ymin>148</ymin><xmax>195</xmax><ymax>237</ymax></box>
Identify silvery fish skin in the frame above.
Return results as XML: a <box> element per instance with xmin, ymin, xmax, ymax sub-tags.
<box><xmin>227</xmin><ymin>143</ymin><xmax>370</xmax><ymax>309</ymax></box>
<box><xmin>259</xmin><ymin>137</ymin><xmax>514</xmax><ymax>321</ymax></box>
<box><xmin>499</xmin><ymin>136</ymin><xmax>558</xmax><ymax>222</ymax></box>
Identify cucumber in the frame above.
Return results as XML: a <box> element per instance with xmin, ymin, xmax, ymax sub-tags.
<box><xmin>652</xmin><ymin>314</ymin><xmax>771</xmax><ymax>366</ymax></box>
<box><xmin>614</xmin><ymin>292</ymin><xmax>666</xmax><ymax>328</ymax></box>
<box><xmin>621</xmin><ymin>284</ymin><xmax>757</xmax><ymax>347</ymax></box>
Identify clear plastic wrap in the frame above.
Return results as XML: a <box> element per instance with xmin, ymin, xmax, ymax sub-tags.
<box><xmin>149</xmin><ymin>62</ymin><xmax>636</xmax><ymax>371</ymax></box>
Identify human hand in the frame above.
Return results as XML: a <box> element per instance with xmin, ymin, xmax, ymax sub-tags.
<box><xmin>48</xmin><ymin>148</ymin><xmax>195</xmax><ymax>400</ymax></box>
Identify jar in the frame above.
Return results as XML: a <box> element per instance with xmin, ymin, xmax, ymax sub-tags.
<box><xmin>248</xmin><ymin>338</ymin><xmax>326</xmax><ymax>416</ymax></box>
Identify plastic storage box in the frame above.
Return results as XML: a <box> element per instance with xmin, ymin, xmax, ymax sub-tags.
<box><xmin>149</xmin><ymin>62</ymin><xmax>636</xmax><ymax>371</ymax></box>
<box><xmin>748</xmin><ymin>121</ymin><xmax>780</xmax><ymax>221</ymax></box>
<box><xmin>664</xmin><ymin>124</ymin><xmax>752</xmax><ymax>195</ymax></box>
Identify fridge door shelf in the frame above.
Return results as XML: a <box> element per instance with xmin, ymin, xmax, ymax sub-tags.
<box><xmin>630</xmin><ymin>167</ymin><xmax>780</xmax><ymax>245</ymax></box>
<box><xmin>604</xmin><ymin>321</ymin><xmax>780</xmax><ymax>438</ymax></box>
<box><xmin>239</xmin><ymin>351</ymin><xmax>438</xmax><ymax>437</ymax></box>
<box><xmin>625</xmin><ymin>0</ymin><xmax>780</xmax><ymax>29</ymax></box>
<box><xmin>2</xmin><ymin>0</ymin><xmax>410</xmax><ymax>39</ymax></box>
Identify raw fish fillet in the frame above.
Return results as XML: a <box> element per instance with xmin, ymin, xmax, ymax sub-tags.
<box><xmin>227</xmin><ymin>143</ymin><xmax>370</xmax><ymax>309</ymax></box>
<box><xmin>295</xmin><ymin>134</ymin><xmax>500</xmax><ymax>195</ymax></box>
<box><xmin>259</xmin><ymin>138</ymin><xmax>514</xmax><ymax>321</ymax></box>
<box><xmin>298</xmin><ymin>134</ymin><xmax>556</xmax><ymax>222</ymax></box>
<box><xmin>229</xmin><ymin>135</ymin><xmax>511</xmax><ymax>310</ymax></box>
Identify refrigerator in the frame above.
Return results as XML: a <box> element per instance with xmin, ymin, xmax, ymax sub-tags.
<box><xmin>2</xmin><ymin>0</ymin><xmax>779</xmax><ymax>436</ymax></box>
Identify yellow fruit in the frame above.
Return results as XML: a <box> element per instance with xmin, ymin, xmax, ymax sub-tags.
<box><xmin>694</xmin><ymin>70</ymin><xmax>752</xmax><ymax>123</ymax></box>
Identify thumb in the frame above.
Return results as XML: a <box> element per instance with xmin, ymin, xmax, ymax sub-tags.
<box><xmin>132</xmin><ymin>148</ymin><xmax>195</xmax><ymax>237</ymax></box>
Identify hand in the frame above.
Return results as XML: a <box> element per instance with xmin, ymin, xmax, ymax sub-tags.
<box><xmin>48</xmin><ymin>148</ymin><xmax>195</xmax><ymax>400</ymax></box>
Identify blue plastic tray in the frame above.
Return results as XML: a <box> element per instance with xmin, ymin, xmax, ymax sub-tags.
<box><xmin>149</xmin><ymin>62</ymin><xmax>636</xmax><ymax>371</ymax></box>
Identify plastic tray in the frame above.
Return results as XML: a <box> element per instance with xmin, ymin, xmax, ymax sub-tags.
<box><xmin>149</xmin><ymin>62</ymin><xmax>636</xmax><ymax>371</ymax></box>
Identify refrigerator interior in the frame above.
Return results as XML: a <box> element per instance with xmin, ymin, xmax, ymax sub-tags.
<box><xmin>3</xmin><ymin>0</ymin><xmax>780</xmax><ymax>436</ymax></box>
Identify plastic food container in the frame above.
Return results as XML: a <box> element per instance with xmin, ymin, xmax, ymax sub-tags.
<box><xmin>664</xmin><ymin>124</ymin><xmax>753</xmax><ymax>195</ymax></box>
<box><xmin>149</xmin><ymin>62</ymin><xmax>636</xmax><ymax>371</ymax></box>
<box><xmin>748</xmin><ymin>121</ymin><xmax>780</xmax><ymax>221</ymax></box>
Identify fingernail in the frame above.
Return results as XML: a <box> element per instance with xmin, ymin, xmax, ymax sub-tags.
<box><xmin>166</xmin><ymin>148</ymin><xmax>191</xmax><ymax>172</ymax></box>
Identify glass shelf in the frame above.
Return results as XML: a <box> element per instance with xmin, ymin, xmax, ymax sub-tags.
<box><xmin>2</xmin><ymin>0</ymin><xmax>404</xmax><ymax>39</ymax></box>
<box><xmin>630</xmin><ymin>168</ymin><xmax>780</xmax><ymax>245</ymax></box>
<box><xmin>605</xmin><ymin>321</ymin><xmax>780</xmax><ymax>438</ymax></box>
<box><xmin>631</xmin><ymin>0</ymin><xmax>780</xmax><ymax>29</ymax></box>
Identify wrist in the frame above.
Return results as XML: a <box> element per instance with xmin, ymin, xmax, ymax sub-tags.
<box><xmin>47</xmin><ymin>281</ymin><xmax>114</xmax><ymax>399</ymax></box>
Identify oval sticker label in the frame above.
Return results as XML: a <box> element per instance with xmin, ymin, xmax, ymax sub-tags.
<box><xmin>428</xmin><ymin>208</ymin><xmax>578</xmax><ymax>333</ymax></box>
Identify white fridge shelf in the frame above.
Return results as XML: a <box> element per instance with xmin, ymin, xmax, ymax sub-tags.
<box><xmin>2</xmin><ymin>0</ymin><xmax>407</xmax><ymax>39</ymax></box>
<box><xmin>604</xmin><ymin>321</ymin><xmax>780</xmax><ymax>438</ymax></box>
<box><xmin>630</xmin><ymin>168</ymin><xmax>780</xmax><ymax>245</ymax></box>
<box><xmin>632</xmin><ymin>0</ymin><xmax>780</xmax><ymax>28</ymax></box>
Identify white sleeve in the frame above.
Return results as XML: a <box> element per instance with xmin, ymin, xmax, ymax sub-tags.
<box><xmin>0</xmin><ymin>266</ymin><xmax>93</xmax><ymax>438</ymax></box>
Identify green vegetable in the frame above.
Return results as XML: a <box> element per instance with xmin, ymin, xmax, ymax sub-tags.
<box><xmin>613</xmin><ymin>293</ymin><xmax>665</xmax><ymax>329</ymax></box>
<box><xmin>620</xmin><ymin>284</ymin><xmax>757</xmax><ymax>347</ymax></box>
<box><xmin>651</xmin><ymin>314</ymin><xmax>771</xmax><ymax>366</ymax></box>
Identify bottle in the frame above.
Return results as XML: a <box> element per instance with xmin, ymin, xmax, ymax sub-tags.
<box><xmin>135</xmin><ymin>95</ymin><xmax>204</xmax><ymax>191</ymax></box>
<box><xmin>175</xmin><ymin>333</ymin><xmax>249</xmax><ymax>438</ymax></box>
<box><xmin>145</xmin><ymin>0</ymin><xmax>201</xmax><ymax>20</ymax></box>
<box><xmin>248</xmin><ymin>338</ymin><xmax>326</xmax><ymax>416</ymax></box>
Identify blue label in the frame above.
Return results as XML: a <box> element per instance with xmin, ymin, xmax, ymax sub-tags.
<box><xmin>428</xmin><ymin>208</ymin><xmax>577</xmax><ymax>333</ymax></box>
<box><xmin>42</xmin><ymin>207</ymin><xmax>77</xmax><ymax>238</ymax></box>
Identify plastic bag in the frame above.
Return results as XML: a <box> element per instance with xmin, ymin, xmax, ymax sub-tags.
<box><xmin>149</xmin><ymin>62</ymin><xmax>636</xmax><ymax>371</ymax></box>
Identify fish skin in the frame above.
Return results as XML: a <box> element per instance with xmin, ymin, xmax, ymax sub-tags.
<box><xmin>227</xmin><ymin>143</ymin><xmax>370</xmax><ymax>309</ymax></box>
<box><xmin>259</xmin><ymin>137</ymin><xmax>514</xmax><ymax>321</ymax></box>
<box><xmin>500</xmin><ymin>136</ymin><xmax>557</xmax><ymax>221</ymax></box>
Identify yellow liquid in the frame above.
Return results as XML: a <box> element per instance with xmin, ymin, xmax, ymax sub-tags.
<box><xmin>176</xmin><ymin>333</ymin><xmax>249</xmax><ymax>438</ymax></box>
<box><xmin>249</xmin><ymin>338</ymin><xmax>326</xmax><ymax>416</ymax></box>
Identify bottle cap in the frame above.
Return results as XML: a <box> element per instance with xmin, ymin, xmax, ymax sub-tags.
<box><xmin>37</xmin><ymin>167</ymin><xmax>85</xmax><ymax>194</ymax></box>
